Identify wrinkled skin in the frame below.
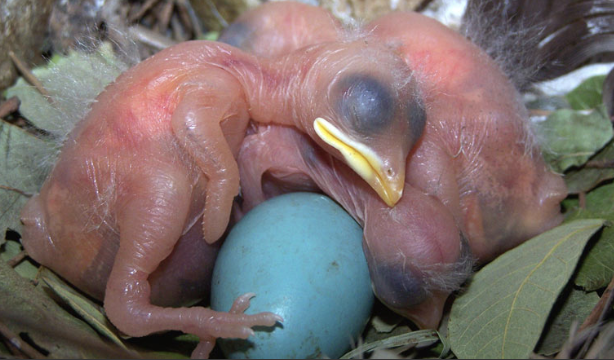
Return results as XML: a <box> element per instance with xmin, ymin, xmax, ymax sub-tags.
<box><xmin>228</xmin><ymin>2</ymin><xmax>568</xmax><ymax>328</ymax></box>
<box><xmin>365</xmin><ymin>13</ymin><xmax>567</xmax><ymax>260</ymax></box>
<box><xmin>236</xmin><ymin>124</ymin><xmax>472</xmax><ymax>329</ymax></box>
<box><xmin>218</xmin><ymin>0</ymin><xmax>343</xmax><ymax>58</ymax></box>
<box><xmin>20</xmin><ymin>36</ymin><xmax>424</xmax><ymax>357</ymax></box>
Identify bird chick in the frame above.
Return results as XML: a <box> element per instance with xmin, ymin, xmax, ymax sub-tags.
<box><xmin>227</xmin><ymin>1</ymin><xmax>567</xmax><ymax>328</ymax></box>
<box><xmin>19</xmin><ymin>15</ymin><xmax>424</xmax><ymax>356</ymax></box>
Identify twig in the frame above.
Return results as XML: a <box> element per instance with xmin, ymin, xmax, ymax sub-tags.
<box><xmin>584</xmin><ymin>321</ymin><xmax>614</xmax><ymax>358</ymax></box>
<box><xmin>179</xmin><ymin>0</ymin><xmax>204</xmax><ymax>38</ymax></box>
<box><xmin>158</xmin><ymin>0</ymin><xmax>174</xmax><ymax>32</ymax></box>
<box><xmin>1</xmin><ymin>335</ymin><xmax>26</xmax><ymax>358</ymax></box>
<box><xmin>7</xmin><ymin>250</ymin><xmax>27</xmax><ymax>268</ymax></box>
<box><xmin>205</xmin><ymin>0</ymin><xmax>228</xmax><ymax>28</ymax></box>
<box><xmin>579</xmin><ymin>276</ymin><xmax>614</xmax><ymax>332</ymax></box>
<box><xmin>575</xmin><ymin>276</ymin><xmax>614</xmax><ymax>358</ymax></box>
<box><xmin>129</xmin><ymin>0</ymin><xmax>162</xmax><ymax>22</ymax></box>
<box><xmin>8</xmin><ymin>51</ymin><xmax>53</xmax><ymax>104</ymax></box>
<box><xmin>128</xmin><ymin>25</ymin><xmax>177</xmax><ymax>49</ymax></box>
<box><xmin>0</xmin><ymin>185</ymin><xmax>33</xmax><ymax>197</ymax></box>
<box><xmin>170</xmin><ymin>13</ymin><xmax>188</xmax><ymax>42</ymax></box>
<box><xmin>0</xmin><ymin>115</ymin><xmax>50</xmax><ymax>138</ymax></box>
<box><xmin>584</xmin><ymin>159</ymin><xmax>614</xmax><ymax>169</ymax></box>
<box><xmin>175</xmin><ymin>0</ymin><xmax>203</xmax><ymax>38</ymax></box>
<box><xmin>0</xmin><ymin>97</ymin><xmax>20</xmax><ymax>118</ymax></box>
<box><xmin>174</xmin><ymin>0</ymin><xmax>194</xmax><ymax>35</ymax></box>
<box><xmin>579</xmin><ymin>191</ymin><xmax>586</xmax><ymax>209</ymax></box>
<box><xmin>0</xmin><ymin>321</ymin><xmax>46</xmax><ymax>359</ymax></box>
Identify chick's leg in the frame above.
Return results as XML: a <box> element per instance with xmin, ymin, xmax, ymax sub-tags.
<box><xmin>104</xmin><ymin>170</ymin><xmax>281</xmax><ymax>359</ymax></box>
<box><xmin>171</xmin><ymin>70</ymin><xmax>250</xmax><ymax>243</ymax></box>
<box><xmin>190</xmin><ymin>292</ymin><xmax>260</xmax><ymax>358</ymax></box>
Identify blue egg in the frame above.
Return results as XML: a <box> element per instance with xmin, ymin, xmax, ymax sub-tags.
<box><xmin>211</xmin><ymin>192</ymin><xmax>373</xmax><ymax>359</ymax></box>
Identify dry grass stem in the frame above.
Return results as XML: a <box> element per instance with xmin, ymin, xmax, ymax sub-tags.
<box><xmin>128</xmin><ymin>25</ymin><xmax>177</xmax><ymax>49</ymax></box>
<box><xmin>584</xmin><ymin>159</ymin><xmax>614</xmax><ymax>169</ymax></box>
<box><xmin>129</xmin><ymin>0</ymin><xmax>162</xmax><ymax>22</ymax></box>
<box><xmin>158</xmin><ymin>0</ymin><xmax>174</xmax><ymax>32</ymax></box>
<box><xmin>579</xmin><ymin>276</ymin><xmax>614</xmax><ymax>332</ymax></box>
<box><xmin>8</xmin><ymin>51</ymin><xmax>53</xmax><ymax>104</ymax></box>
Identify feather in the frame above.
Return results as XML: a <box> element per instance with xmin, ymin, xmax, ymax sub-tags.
<box><xmin>462</xmin><ymin>0</ymin><xmax>614</xmax><ymax>89</ymax></box>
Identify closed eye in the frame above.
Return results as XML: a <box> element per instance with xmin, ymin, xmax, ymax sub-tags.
<box><xmin>335</xmin><ymin>74</ymin><xmax>395</xmax><ymax>134</ymax></box>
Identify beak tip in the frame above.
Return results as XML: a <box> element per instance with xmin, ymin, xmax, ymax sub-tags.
<box><xmin>383</xmin><ymin>189</ymin><xmax>403</xmax><ymax>207</ymax></box>
<box><xmin>314</xmin><ymin>117</ymin><xmax>407</xmax><ymax>207</ymax></box>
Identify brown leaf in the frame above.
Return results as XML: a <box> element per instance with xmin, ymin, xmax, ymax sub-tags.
<box><xmin>0</xmin><ymin>260</ymin><xmax>139</xmax><ymax>359</ymax></box>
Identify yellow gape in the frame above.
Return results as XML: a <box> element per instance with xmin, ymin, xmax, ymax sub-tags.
<box><xmin>314</xmin><ymin>117</ymin><xmax>403</xmax><ymax>206</ymax></box>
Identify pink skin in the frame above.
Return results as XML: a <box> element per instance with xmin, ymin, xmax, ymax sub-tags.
<box><xmin>365</xmin><ymin>13</ymin><xmax>568</xmax><ymax>260</ymax></box>
<box><xmin>235</xmin><ymin>124</ymin><xmax>469</xmax><ymax>329</ymax></box>
<box><xmin>218</xmin><ymin>1</ymin><xmax>343</xmax><ymax>58</ymax></box>
<box><xmin>20</xmin><ymin>38</ymin><xmax>422</xmax><ymax>357</ymax></box>
<box><xmin>227</xmin><ymin>2</ymin><xmax>567</xmax><ymax>328</ymax></box>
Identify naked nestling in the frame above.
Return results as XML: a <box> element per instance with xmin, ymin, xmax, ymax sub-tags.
<box><xmin>20</xmin><ymin>26</ymin><xmax>423</xmax><ymax>357</ymax></box>
<box><xmin>227</xmin><ymin>1</ymin><xmax>567</xmax><ymax>329</ymax></box>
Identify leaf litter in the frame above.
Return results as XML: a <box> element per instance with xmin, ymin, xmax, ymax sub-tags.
<box><xmin>0</xmin><ymin>122</ymin><xmax>53</xmax><ymax>237</ymax></box>
<box><xmin>0</xmin><ymin>259</ymin><xmax>139</xmax><ymax>358</ymax></box>
<box><xmin>534</xmin><ymin>287</ymin><xmax>599</xmax><ymax>356</ymax></box>
<box><xmin>564</xmin><ymin>186</ymin><xmax>614</xmax><ymax>292</ymax></box>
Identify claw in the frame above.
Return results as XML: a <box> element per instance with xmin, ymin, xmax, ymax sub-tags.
<box><xmin>230</xmin><ymin>292</ymin><xmax>257</xmax><ymax>313</ymax></box>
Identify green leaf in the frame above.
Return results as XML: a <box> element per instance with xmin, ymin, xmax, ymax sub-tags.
<box><xmin>536</xmin><ymin>75</ymin><xmax>611</xmax><ymax>174</ymax></box>
<box><xmin>5</xmin><ymin>42</ymin><xmax>128</xmax><ymax>135</ymax></box>
<box><xmin>1</xmin><ymin>42</ymin><xmax>127</xmax><ymax>239</ymax></box>
<box><xmin>564</xmin><ymin>184</ymin><xmax>614</xmax><ymax>291</ymax></box>
<box><xmin>537</xmin><ymin>105</ymin><xmax>613</xmax><ymax>173</ymax></box>
<box><xmin>448</xmin><ymin>219</ymin><xmax>604</xmax><ymax>359</ymax></box>
<box><xmin>0</xmin><ymin>240</ymin><xmax>39</xmax><ymax>280</ymax></box>
<box><xmin>39</xmin><ymin>267</ymin><xmax>130</xmax><ymax>350</ymax></box>
<box><xmin>564</xmin><ymin>139</ymin><xmax>614</xmax><ymax>194</ymax></box>
<box><xmin>4</xmin><ymin>78</ymin><xmax>64</xmax><ymax>134</ymax></box>
<box><xmin>200</xmin><ymin>31</ymin><xmax>220</xmax><ymax>41</ymax></box>
<box><xmin>0</xmin><ymin>122</ymin><xmax>54</xmax><ymax>236</ymax></box>
<box><xmin>0</xmin><ymin>252</ymin><xmax>195</xmax><ymax>358</ymax></box>
<box><xmin>526</xmin><ymin>95</ymin><xmax>570</xmax><ymax>112</ymax></box>
<box><xmin>565</xmin><ymin>75</ymin><xmax>606</xmax><ymax>110</ymax></box>
<box><xmin>0</xmin><ymin>260</ymin><xmax>139</xmax><ymax>358</ymax></box>
<box><xmin>575</xmin><ymin>228</ymin><xmax>614</xmax><ymax>291</ymax></box>
<box><xmin>535</xmin><ymin>288</ymin><xmax>599</xmax><ymax>355</ymax></box>
<box><xmin>579</xmin><ymin>181</ymin><xmax>614</xmax><ymax>214</ymax></box>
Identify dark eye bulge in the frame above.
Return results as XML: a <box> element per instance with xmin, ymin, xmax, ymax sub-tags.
<box><xmin>336</xmin><ymin>74</ymin><xmax>395</xmax><ymax>133</ymax></box>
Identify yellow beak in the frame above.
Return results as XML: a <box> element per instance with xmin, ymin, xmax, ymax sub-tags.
<box><xmin>314</xmin><ymin>118</ymin><xmax>404</xmax><ymax>206</ymax></box>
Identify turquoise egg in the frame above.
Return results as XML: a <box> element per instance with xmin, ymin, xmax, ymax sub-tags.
<box><xmin>211</xmin><ymin>192</ymin><xmax>373</xmax><ymax>359</ymax></box>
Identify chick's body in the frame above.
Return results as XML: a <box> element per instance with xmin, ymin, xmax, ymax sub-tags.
<box><xmin>228</xmin><ymin>1</ymin><xmax>567</xmax><ymax>328</ymax></box>
<box><xmin>20</xmin><ymin>22</ymin><xmax>425</xmax><ymax>356</ymax></box>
